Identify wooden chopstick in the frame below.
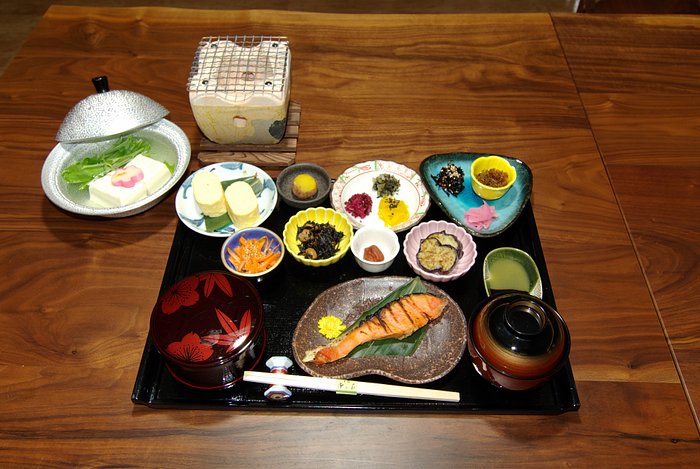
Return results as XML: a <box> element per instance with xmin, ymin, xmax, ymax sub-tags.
<box><xmin>243</xmin><ymin>371</ymin><xmax>460</xmax><ymax>403</ymax></box>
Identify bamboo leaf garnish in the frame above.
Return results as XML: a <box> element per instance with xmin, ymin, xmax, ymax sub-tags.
<box><xmin>341</xmin><ymin>277</ymin><xmax>430</xmax><ymax>359</ymax></box>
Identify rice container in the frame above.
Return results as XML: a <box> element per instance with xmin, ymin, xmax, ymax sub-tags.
<box><xmin>149</xmin><ymin>271</ymin><xmax>265</xmax><ymax>389</ymax></box>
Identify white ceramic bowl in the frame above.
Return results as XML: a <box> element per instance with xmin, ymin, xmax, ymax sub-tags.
<box><xmin>403</xmin><ymin>220</ymin><xmax>477</xmax><ymax>282</ymax></box>
<box><xmin>350</xmin><ymin>226</ymin><xmax>400</xmax><ymax>273</ymax></box>
<box><xmin>175</xmin><ymin>162</ymin><xmax>278</xmax><ymax>237</ymax></box>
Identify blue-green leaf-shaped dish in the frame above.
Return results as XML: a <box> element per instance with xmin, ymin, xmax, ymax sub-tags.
<box><xmin>420</xmin><ymin>152</ymin><xmax>533</xmax><ymax>238</ymax></box>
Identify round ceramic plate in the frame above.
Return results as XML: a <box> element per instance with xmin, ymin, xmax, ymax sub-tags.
<box><xmin>420</xmin><ymin>152</ymin><xmax>533</xmax><ymax>238</ymax></box>
<box><xmin>175</xmin><ymin>162</ymin><xmax>278</xmax><ymax>237</ymax></box>
<box><xmin>331</xmin><ymin>160</ymin><xmax>430</xmax><ymax>232</ymax></box>
<box><xmin>292</xmin><ymin>276</ymin><xmax>467</xmax><ymax>384</ymax></box>
<box><xmin>41</xmin><ymin>119</ymin><xmax>190</xmax><ymax>218</ymax></box>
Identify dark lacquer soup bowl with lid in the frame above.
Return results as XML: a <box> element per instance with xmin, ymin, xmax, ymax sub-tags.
<box><xmin>149</xmin><ymin>271</ymin><xmax>265</xmax><ymax>390</ymax></box>
<box><xmin>468</xmin><ymin>291</ymin><xmax>570</xmax><ymax>391</ymax></box>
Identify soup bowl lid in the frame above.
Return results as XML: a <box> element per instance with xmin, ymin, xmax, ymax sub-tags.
<box><xmin>469</xmin><ymin>291</ymin><xmax>570</xmax><ymax>380</ymax></box>
<box><xmin>149</xmin><ymin>271</ymin><xmax>264</xmax><ymax>367</ymax></box>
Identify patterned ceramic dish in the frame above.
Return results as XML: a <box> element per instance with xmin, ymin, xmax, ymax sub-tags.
<box><xmin>420</xmin><ymin>152</ymin><xmax>533</xmax><ymax>238</ymax></box>
<box><xmin>291</xmin><ymin>276</ymin><xmax>467</xmax><ymax>384</ymax></box>
<box><xmin>403</xmin><ymin>220</ymin><xmax>477</xmax><ymax>283</ymax></box>
<box><xmin>221</xmin><ymin>227</ymin><xmax>285</xmax><ymax>279</ymax></box>
<box><xmin>175</xmin><ymin>162</ymin><xmax>278</xmax><ymax>237</ymax></box>
<box><xmin>331</xmin><ymin>160</ymin><xmax>430</xmax><ymax>232</ymax></box>
<box><xmin>282</xmin><ymin>207</ymin><xmax>353</xmax><ymax>267</ymax></box>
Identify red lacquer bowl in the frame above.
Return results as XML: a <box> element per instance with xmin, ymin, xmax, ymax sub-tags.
<box><xmin>149</xmin><ymin>271</ymin><xmax>265</xmax><ymax>390</ymax></box>
<box><xmin>468</xmin><ymin>291</ymin><xmax>570</xmax><ymax>391</ymax></box>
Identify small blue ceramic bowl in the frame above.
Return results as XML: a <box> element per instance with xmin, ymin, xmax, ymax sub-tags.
<box><xmin>221</xmin><ymin>227</ymin><xmax>285</xmax><ymax>278</ymax></box>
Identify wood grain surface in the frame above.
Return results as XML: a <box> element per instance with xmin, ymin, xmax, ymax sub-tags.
<box><xmin>0</xmin><ymin>6</ymin><xmax>698</xmax><ymax>467</ymax></box>
<box><xmin>554</xmin><ymin>13</ymin><xmax>700</xmax><ymax>427</ymax></box>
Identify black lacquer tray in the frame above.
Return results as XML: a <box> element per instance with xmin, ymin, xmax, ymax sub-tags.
<box><xmin>132</xmin><ymin>199</ymin><xmax>580</xmax><ymax>413</ymax></box>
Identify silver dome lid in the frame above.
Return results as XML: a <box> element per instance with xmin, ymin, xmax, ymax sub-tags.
<box><xmin>56</xmin><ymin>76</ymin><xmax>169</xmax><ymax>143</ymax></box>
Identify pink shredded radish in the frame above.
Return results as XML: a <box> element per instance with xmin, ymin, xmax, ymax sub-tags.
<box><xmin>464</xmin><ymin>201</ymin><xmax>498</xmax><ymax>230</ymax></box>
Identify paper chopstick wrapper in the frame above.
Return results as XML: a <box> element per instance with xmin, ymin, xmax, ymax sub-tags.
<box><xmin>243</xmin><ymin>371</ymin><xmax>460</xmax><ymax>403</ymax></box>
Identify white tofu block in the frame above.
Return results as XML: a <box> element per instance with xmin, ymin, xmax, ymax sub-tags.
<box><xmin>89</xmin><ymin>172</ymin><xmax>148</xmax><ymax>208</ymax></box>
<box><xmin>129</xmin><ymin>154</ymin><xmax>171</xmax><ymax>195</ymax></box>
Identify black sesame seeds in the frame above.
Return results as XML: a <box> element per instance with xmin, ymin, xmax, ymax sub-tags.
<box><xmin>431</xmin><ymin>163</ymin><xmax>465</xmax><ymax>196</ymax></box>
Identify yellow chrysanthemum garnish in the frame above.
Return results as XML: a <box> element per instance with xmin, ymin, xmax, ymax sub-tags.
<box><xmin>317</xmin><ymin>315</ymin><xmax>346</xmax><ymax>339</ymax></box>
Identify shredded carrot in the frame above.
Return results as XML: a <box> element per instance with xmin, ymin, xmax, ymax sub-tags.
<box><xmin>227</xmin><ymin>235</ymin><xmax>281</xmax><ymax>274</ymax></box>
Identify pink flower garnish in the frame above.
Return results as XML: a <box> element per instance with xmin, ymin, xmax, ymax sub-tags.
<box><xmin>111</xmin><ymin>165</ymin><xmax>144</xmax><ymax>188</ymax></box>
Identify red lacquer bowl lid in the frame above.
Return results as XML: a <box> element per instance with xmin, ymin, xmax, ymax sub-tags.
<box><xmin>149</xmin><ymin>271</ymin><xmax>264</xmax><ymax>367</ymax></box>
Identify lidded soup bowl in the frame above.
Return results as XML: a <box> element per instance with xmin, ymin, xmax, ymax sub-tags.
<box><xmin>149</xmin><ymin>271</ymin><xmax>265</xmax><ymax>390</ymax></box>
<box><xmin>467</xmin><ymin>291</ymin><xmax>570</xmax><ymax>391</ymax></box>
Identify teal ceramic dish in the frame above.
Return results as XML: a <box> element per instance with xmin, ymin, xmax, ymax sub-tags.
<box><xmin>483</xmin><ymin>247</ymin><xmax>542</xmax><ymax>298</ymax></box>
<box><xmin>420</xmin><ymin>152</ymin><xmax>533</xmax><ymax>238</ymax></box>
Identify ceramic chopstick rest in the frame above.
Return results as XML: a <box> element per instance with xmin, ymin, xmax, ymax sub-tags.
<box><xmin>263</xmin><ymin>356</ymin><xmax>293</xmax><ymax>401</ymax></box>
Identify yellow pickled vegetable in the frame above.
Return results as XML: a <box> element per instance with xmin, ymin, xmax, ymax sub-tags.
<box><xmin>377</xmin><ymin>196</ymin><xmax>409</xmax><ymax>227</ymax></box>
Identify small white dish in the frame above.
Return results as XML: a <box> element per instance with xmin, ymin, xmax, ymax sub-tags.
<box><xmin>175</xmin><ymin>162</ymin><xmax>278</xmax><ymax>237</ymax></box>
<box><xmin>350</xmin><ymin>226</ymin><xmax>400</xmax><ymax>273</ymax></box>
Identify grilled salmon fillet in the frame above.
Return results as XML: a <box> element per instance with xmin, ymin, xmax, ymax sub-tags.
<box><xmin>305</xmin><ymin>293</ymin><xmax>448</xmax><ymax>365</ymax></box>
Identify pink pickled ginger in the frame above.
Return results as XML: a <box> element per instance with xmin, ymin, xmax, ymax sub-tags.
<box><xmin>464</xmin><ymin>201</ymin><xmax>498</xmax><ymax>230</ymax></box>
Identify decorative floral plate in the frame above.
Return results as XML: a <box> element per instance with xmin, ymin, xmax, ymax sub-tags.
<box><xmin>175</xmin><ymin>162</ymin><xmax>278</xmax><ymax>237</ymax></box>
<box><xmin>331</xmin><ymin>160</ymin><xmax>430</xmax><ymax>232</ymax></box>
<box><xmin>291</xmin><ymin>276</ymin><xmax>467</xmax><ymax>384</ymax></box>
<box><xmin>420</xmin><ymin>152</ymin><xmax>533</xmax><ymax>238</ymax></box>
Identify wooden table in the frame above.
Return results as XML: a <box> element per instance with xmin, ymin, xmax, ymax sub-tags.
<box><xmin>1</xmin><ymin>6</ymin><xmax>699</xmax><ymax>466</ymax></box>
